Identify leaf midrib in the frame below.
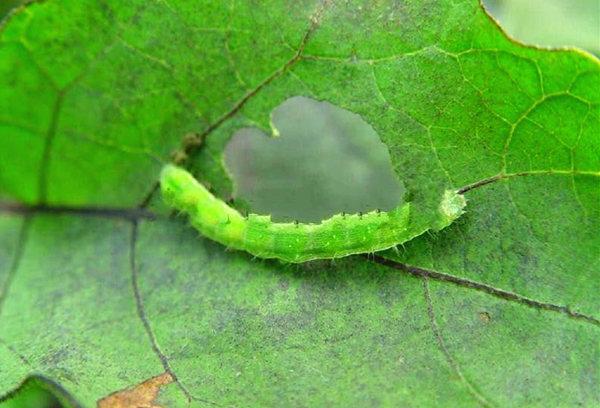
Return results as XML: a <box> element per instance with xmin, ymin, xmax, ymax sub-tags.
<box><xmin>1</xmin><ymin>168</ymin><xmax>598</xmax><ymax>327</ymax></box>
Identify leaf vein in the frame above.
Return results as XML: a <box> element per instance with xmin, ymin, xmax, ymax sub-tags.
<box><xmin>422</xmin><ymin>277</ymin><xmax>494</xmax><ymax>407</ymax></box>
<box><xmin>0</xmin><ymin>217</ymin><xmax>31</xmax><ymax>321</ymax></box>
<box><xmin>129</xmin><ymin>221</ymin><xmax>221</xmax><ymax>406</ymax></box>
<box><xmin>129</xmin><ymin>221</ymin><xmax>193</xmax><ymax>404</ymax></box>
<box><xmin>372</xmin><ymin>255</ymin><xmax>600</xmax><ymax>326</ymax></box>
<box><xmin>138</xmin><ymin>0</ymin><xmax>334</xmax><ymax>208</ymax></box>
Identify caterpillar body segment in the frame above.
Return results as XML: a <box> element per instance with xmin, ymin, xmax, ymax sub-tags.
<box><xmin>160</xmin><ymin>165</ymin><xmax>466</xmax><ymax>263</ymax></box>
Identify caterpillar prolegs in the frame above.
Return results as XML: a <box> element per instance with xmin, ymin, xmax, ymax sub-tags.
<box><xmin>160</xmin><ymin>165</ymin><xmax>466</xmax><ymax>263</ymax></box>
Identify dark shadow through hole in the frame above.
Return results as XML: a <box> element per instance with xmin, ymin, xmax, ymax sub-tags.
<box><xmin>224</xmin><ymin>96</ymin><xmax>404</xmax><ymax>223</ymax></box>
<box><xmin>482</xmin><ymin>0</ymin><xmax>599</xmax><ymax>56</ymax></box>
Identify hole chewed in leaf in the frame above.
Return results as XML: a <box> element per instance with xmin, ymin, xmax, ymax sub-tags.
<box><xmin>482</xmin><ymin>0</ymin><xmax>599</xmax><ymax>55</ymax></box>
<box><xmin>224</xmin><ymin>96</ymin><xmax>404</xmax><ymax>223</ymax></box>
<box><xmin>160</xmin><ymin>96</ymin><xmax>467</xmax><ymax>262</ymax></box>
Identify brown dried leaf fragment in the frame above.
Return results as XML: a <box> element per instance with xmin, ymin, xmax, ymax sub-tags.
<box><xmin>97</xmin><ymin>372</ymin><xmax>173</xmax><ymax>408</ymax></box>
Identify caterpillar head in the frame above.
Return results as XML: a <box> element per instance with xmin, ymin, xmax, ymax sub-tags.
<box><xmin>161</xmin><ymin>164</ymin><xmax>204</xmax><ymax>210</ymax></box>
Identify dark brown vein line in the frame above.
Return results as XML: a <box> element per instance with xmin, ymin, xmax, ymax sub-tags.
<box><xmin>138</xmin><ymin>0</ymin><xmax>333</xmax><ymax>209</ymax></box>
<box><xmin>422</xmin><ymin>277</ymin><xmax>493</xmax><ymax>407</ymax></box>
<box><xmin>0</xmin><ymin>217</ymin><xmax>31</xmax><ymax>319</ymax></box>
<box><xmin>129</xmin><ymin>221</ymin><xmax>192</xmax><ymax>403</ymax></box>
<box><xmin>458</xmin><ymin>170</ymin><xmax>600</xmax><ymax>194</ymax></box>
<box><xmin>37</xmin><ymin>91</ymin><xmax>64</xmax><ymax>204</ymax></box>
<box><xmin>183</xmin><ymin>0</ymin><xmax>330</xmax><ymax>162</ymax></box>
<box><xmin>371</xmin><ymin>255</ymin><xmax>600</xmax><ymax>326</ymax></box>
<box><xmin>0</xmin><ymin>202</ymin><xmax>155</xmax><ymax>220</ymax></box>
<box><xmin>138</xmin><ymin>181</ymin><xmax>161</xmax><ymax>209</ymax></box>
<box><xmin>0</xmin><ymin>337</ymin><xmax>32</xmax><ymax>368</ymax></box>
<box><xmin>457</xmin><ymin>174</ymin><xmax>503</xmax><ymax>194</ymax></box>
<box><xmin>129</xmin><ymin>222</ymin><xmax>219</xmax><ymax>406</ymax></box>
<box><xmin>34</xmin><ymin>34</ymin><xmax>118</xmax><ymax>205</ymax></box>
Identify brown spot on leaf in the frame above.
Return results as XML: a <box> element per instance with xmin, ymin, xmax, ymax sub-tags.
<box><xmin>97</xmin><ymin>372</ymin><xmax>173</xmax><ymax>408</ymax></box>
<box><xmin>479</xmin><ymin>311</ymin><xmax>491</xmax><ymax>323</ymax></box>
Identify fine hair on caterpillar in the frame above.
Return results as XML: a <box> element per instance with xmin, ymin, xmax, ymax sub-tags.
<box><xmin>160</xmin><ymin>165</ymin><xmax>467</xmax><ymax>263</ymax></box>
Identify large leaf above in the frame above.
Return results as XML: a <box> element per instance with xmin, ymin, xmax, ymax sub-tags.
<box><xmin>0</xmin><ymin>0</ymin><xmax>598</xmax><ymax>407</ymax></box>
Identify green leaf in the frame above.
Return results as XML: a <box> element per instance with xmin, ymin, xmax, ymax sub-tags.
<box><xmin>0</xmin><ymin>0</ymin><xmax>27</xmax><ymax>21</ymax></box>
<box><xmin>1</xmin><ymin>0</ymin><xmax>598</xmax><ymax>407</ymax></box>
<box><xmin>0</xmin><ymin>376</ymin><xmax>72</xmax><ymax>408</ymax></box>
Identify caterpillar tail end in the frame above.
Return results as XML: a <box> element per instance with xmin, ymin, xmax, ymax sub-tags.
<box><xmin>434</xmin><ymin>189</ymin><xmax>467</xmax><ymax>231</ymax></box>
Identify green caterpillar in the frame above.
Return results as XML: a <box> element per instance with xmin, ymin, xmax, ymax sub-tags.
<box><xmin>160</xmin><ymin>165</ymin><xmax>466</xmax><ymax>263</ymax></box>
